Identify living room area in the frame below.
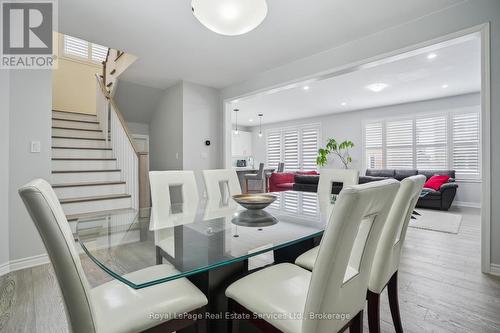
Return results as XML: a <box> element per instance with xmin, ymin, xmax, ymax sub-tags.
<box><xmin>228</xmin><ymin>32</ymin><xmax>482</xmax><ymax>235</ymax></box>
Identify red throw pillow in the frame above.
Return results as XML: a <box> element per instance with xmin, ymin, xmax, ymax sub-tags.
<box><xmin>271</xmin><ymin>172</ymin><xmax>295</xmax><ymax>184</ymax></box>
<box><xmin>424</xmin><ymin>175</ymin><xmax>450</xmax><ymax>190</ymax></box>
<box><xmin>297</xmin><ymin>170</ymin><xmax>319</xmax><ymax>175</ymax></box>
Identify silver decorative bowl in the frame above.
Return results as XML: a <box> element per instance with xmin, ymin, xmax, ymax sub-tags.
<box><xmin>231</xmin><ymin>209</ymin><xmax>278</xmax><ymax>227</ymax></box>
<box><xmin>232</xmin><ymin>194</ymin><xmax>277</xmax><ymax>210</ymax></box>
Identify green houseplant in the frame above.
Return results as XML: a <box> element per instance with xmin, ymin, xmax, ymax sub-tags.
<box><xmin>316</xmin><ymin>138</ymin><xmax>354</xmax><ymax>169</ymax></box>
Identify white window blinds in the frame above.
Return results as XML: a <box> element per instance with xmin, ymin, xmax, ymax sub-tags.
<box><xmin>363</xmin><ymin>109</ymin><xmax>481</xmax><ymax>180</ymax></box>
<box><xmin>452</xmin><ymin>112</ymin><xmax>480</xmax><ymax>177</ymax></box>
<box><xmin>386</xmin><ymin>119</ymin><xmax>413</xmax><ymax>169</ymax></box>
<box><xmin>416</xmin><ymin>116</ymin><xmax>448</xmax><ymax>169</ymax></box>
<box><xmin>266</xmin><ymin>131</ymin><xmax>282</xmax><ymax>170</ymax></box>
<box><xmin>364</xmin><ymin>122</ymin><xmax>383</xmax><ymax>169</ymax></box>
<box><xmin>63</xmin><ymin>35</ymin><xmax>108</xmax><ymax>63</ymax></box>
<box><xmin>266</xmin><ymin>124</ymin><xmax>320</xmax><ymax>172</ymax></box>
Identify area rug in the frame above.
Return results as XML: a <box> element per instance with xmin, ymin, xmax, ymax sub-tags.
<box><xmin>409</xmin><ymin>209</ymin><xmax>462</xmax><ymax>234</ymax></box>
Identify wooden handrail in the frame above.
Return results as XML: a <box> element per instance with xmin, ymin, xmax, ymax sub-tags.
<box><xmin>94</xmin><ymin>73</ymin><xmax>142</xmax><ymax>157</ymax></box>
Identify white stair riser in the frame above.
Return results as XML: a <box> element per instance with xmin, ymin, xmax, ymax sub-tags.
<box><xmin>52</xmin><ymin>119</ymin><xmax>100</xmax><ymax>130</ymax></box>
<box><xmin>52</xmin><ymin>138</ymin><xmax>108</xmax><ymax>148</ymax></box>
<box><xmin>52</xmin><ymin>148</ymin><xmax>113</xmax><ymax>159</ymax></box>
<box><xmin>52</xmin><ymin>111</ymin><xmax>97</xmax><ymax>122</ymax></box>
<box><xmin>51</xmin><ymin>171</ymin><xmax>122</xmax><ymax>183</ymax></box>
<box><xmin>61</xmin><ymin>197</ymin><xmax>132</xmax><ymax>215</ymax></box>
<box><xmin>54</xmin><ymin>183</ymin><xmax>127</xmax><ymax>199</ymax></box>
<box><xmin>52</xmin><ymin>159</ymin><xmax>117</xmax><ymax>171</ymax></box>
<box><xmin>52</xmin><ymin>128</ymin><xmax>104</xmax><ymax>139</ymax></box>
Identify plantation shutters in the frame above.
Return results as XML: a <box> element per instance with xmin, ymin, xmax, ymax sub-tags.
<box><xmin>63</xmin><ymin>35</ymin><xmax>108</xmax><ymax>63</ymax></box>
<box><xmin>364</xmin><ymin>122</ymin><xmax>383</xmax><ymax>169</ymax></box>
<box><xmin>386</xmin><ymin>119</ymin><xmax>413</xmax><ymax>169</ymax></box>
<box><xmin>452</xmin><ymin>112</ymin><xmax>480</xmax><ymax>178</ymax></box>
<box><xmin>301</xmin><ymin>127</ymin><xmax>320</xmax><ymax>171</ymax></box>
<box><xmin>266</xmin><ymin>131</ymin><xmax>282</xmax><ymax>170</ymax></box>
<box><xmin>283</xmin><ymin>129</ymin><xmax>299</xmax><ymax>171</ymax></box>
<box><xmin>415</xmin><ymin>116</ymin><xmax>447</xmax><ymax>169</ymax></box>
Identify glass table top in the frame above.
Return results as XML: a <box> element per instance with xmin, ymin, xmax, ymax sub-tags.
<box><xmin>76</xmin><ymin>191</ymin><xmax>329</xmax><ymax>289</ymax></box>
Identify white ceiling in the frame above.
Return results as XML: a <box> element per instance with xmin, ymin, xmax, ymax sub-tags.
<box><xmin>58</xmin><ymin>0</ymin><xmax>463</xmax><ymax>89</ymax></box>
<box><xmin>231</xmin><ymin>36</ymin><xmax>481</xmax><ymax>127</ymax></box>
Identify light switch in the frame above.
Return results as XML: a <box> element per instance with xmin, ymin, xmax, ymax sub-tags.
<box><xmin>31</xmin><ymin>141</ymin><xmax>41</xmax><ymax>153</ymax></box>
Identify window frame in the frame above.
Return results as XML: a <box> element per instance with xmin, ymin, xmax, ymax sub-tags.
<box><xmin>59</xmin><ymin>34</ymin><xmax>108</xmax><ymax>66</ymax></box>
<box><xmin>362</xmin><ymin>107</ymin><xmax>481</xmax><ymax>181</ymax></box>
<box><xmin>265</xmin><ymin>123</ymin><xmax>321</xmax><ymax>172</ymax></box>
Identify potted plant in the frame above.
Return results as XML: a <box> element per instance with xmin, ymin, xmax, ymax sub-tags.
<box><xmin>316</xmin><ymin>138</ymin><xmax>354</xmax><ymax>169</ymax></box>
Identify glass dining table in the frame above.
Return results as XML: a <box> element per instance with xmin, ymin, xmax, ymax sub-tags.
<box><xmin>76</xmin><ymin>190</ymin><xmax>330</xmax><ymax>332</ymax></box>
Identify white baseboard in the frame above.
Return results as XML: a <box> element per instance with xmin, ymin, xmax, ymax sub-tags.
<box><xmin>452</xmin><ymin>201</ymin><xmax>481</xmax><ymax>209</ymax></box>
<box><xmin>490</xmin><ymin>264</ymin><xmax>500</xmax><ymax>276</ymax></box>
<box><xmin>0</xmin><ymin>262</ymin><xmax>9</xmax><ymax>276</ymax></box>
<box><xmin>0</xmin><ymin>253</ymin><xmax>50</xmax><ymax>276</ymax></box>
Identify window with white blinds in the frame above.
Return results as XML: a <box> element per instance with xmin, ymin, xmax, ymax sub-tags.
<box><xmin>452</xmin><ymin>112</ymin><xmax>480</xmax><ymax>177</ymax></box>
<box><xmin>363</xmin><ymin>109</ymin><xmax>480</xmax><ymax>180</ymax></box>
<box><xmin>63</xmin><ymin>35</ymin><xmax>108</xmax><ymax>63</ymax></box>
<box><xmin>270</xmin><ymin>191</ymin><xmax>319</xmax><ymax>217</ymax></box>
<box><xmin>266</xmin><ymin>124</ymin><xmax>320</xmax><ymax>172</ymax></box>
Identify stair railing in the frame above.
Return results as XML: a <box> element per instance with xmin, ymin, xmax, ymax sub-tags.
<box><xmin>95</xmin><ymin>74</ymin><xmax>150</xmax><ymax>210</ymax></box>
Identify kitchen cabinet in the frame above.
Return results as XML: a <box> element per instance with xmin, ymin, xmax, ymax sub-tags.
<box><xmin>232</xmin><ymin>131</ymin><xmax>253</xmax><ymax>157</ymax></box>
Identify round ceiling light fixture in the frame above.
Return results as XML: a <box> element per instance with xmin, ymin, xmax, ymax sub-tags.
<box><xmin>191</xmin><ymin>0</ymin><xmax>268</xmax><ymax>36</ymax></box>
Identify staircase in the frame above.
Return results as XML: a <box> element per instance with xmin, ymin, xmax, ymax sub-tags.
<box><xmin>51</xmin><ymin>110</ymin><xmax>133</xmax><ymax>217</ymax></box>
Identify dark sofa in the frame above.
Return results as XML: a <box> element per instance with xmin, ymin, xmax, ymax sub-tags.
<box><xmin>293</xmin><ymin>169</ymin><xmax>458</xmax><ymax>211</ymax></box>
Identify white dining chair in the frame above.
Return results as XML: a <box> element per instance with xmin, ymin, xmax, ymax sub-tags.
<box><xmin>225</xmin><ymin>179</ymin><xmax>400</xmax><ymax>333</ymax></box>
<box><xmin>367</xmin><ymin>175</ymin><xmax>425</xmax><ymax>333</ymax></box>
<box><xmin>149</xmin><ymin>170</ymin><xmax>199</xmax><ymax>230</ymax></box>
<box><xmin>202</xmin><ymin>169</ymin><xmax>242</xmax><ymax>203</ymax></box>
<box><xmin>18</xmin><ymin>179</ymin><xmax>208</xmax><ymax>333</ymax></box>
<box><xmin>317</xmin><ymin>168</ymin><xmax>359</xmax><ymax>216</ymax></box>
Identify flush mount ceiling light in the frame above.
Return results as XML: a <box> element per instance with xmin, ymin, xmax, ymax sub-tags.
<box><xmin>427</xmin><ymin>53</ymin><xmax>437</xmax><ymax>60</ymax></box>
<box><xmin>366</xmin><ymin>83</ymin><xmax>389</xmax><ymax>93</ymax></box>
<box><xmin>303</xmin><ymin>86</ymin><xmax>310</xmax><ymax>91</ymax></box>
<box><xmin>441</xmin><ymin>84</ymin><xmax>449</xmax><ymax>89</ymax></box>
<box><xmin>191</xmin><ymin>0</ymin><xmax>268</xmax><ymax>36</ymax></box>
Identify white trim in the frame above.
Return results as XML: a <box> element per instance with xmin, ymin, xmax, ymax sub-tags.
<box><xmin>0</xmin><ymin>262</ymin><xmax>9</xmax><ymax>276</ymax></box>
<box><xmin>452</xmin><ymin>201</ymin><xmax>481</xmax><ymax>209</ymax></box>
<box><xmin>8</xmin><ymin>253</ymin><xmax>49</xmax><ymax>273</ymax></box>
<box><xmin>490</xmin><ymin>264</ymin><xmax>500</xmax><ymax>277</ymax></box>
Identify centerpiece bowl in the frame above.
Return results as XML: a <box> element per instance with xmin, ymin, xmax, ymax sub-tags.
<box><xmin>232</xmin><ymin>194</ymin><xmax>277</xmax><ymax>210</ymax></box>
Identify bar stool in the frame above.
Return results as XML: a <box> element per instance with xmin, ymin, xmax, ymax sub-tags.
<box><xmin>244</xmin><ymin>163</ymin><xmax>264</xmax><ymax>193</ymax></box>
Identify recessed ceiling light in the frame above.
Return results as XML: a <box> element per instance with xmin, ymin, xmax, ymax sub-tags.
<box><xmin>427</xmin><ymin>53</ymin><xmax>437</xmax><ymax>60</ymax></box>
<box><xmin>232</xmin><ymin>99</ymin><xmax>240</xmax><ymax>103</ymax></box>
<box><xmin>191</xmin><ymin>0</ymin><xmax>268</xmax><ymax>36</ymax></box>
<box><xmin>303</xmin><ymin>86</ymin><xmax>310</xmax><ymax>91</ymax></box>
<box><xmin>366</xmin><ymin>83</ymin><xmax>389</xmax><ymax>93</ymax></box>
<box><xmin>248</xmin><ymin>118</ymin><xmax>253</xmax><ymax>122</ymax></box>
<box><xmin>341</xmin><ymin>102</ymin><xmax>347</xmax><ymax>106</ymax></box>
<box><xmin>441</xmin><ymin>84</ymin><xmax>449</xmax><ymax>89</ymax></box>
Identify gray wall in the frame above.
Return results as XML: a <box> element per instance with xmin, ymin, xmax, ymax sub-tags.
<box><xmin>222</xmin><ymin>0</ymin><xmax>500</xmax><ymax>266</ymax></box>
<box><xmin>183</xmin><ymin>82</ymin><xmax>222</xmax><ymax>193</ymax></box>
<box><xmin>250</xmin><ymin>93</ymin><xmax>481</xmax><ymax>206</ymax></box>
<box><xmin>0</xmin><ymin>71</ymin><xmax>10</xmax><ymax>268</ymax></box>
<box><xmin>114</xmin><ymin>80</ymin><xmax>163</xmax><ymax>123</ymax></box>
<box><xmin>127</xmin><ymin>121</ymin><xmax>150</xmax><ymax>136</ymax></box>
<box><xmin>9</xmin><ymin>70</ymin><xmax>52</xmax><ymax>261</ymax></box>
<box><xmin>149</xmin><ymin>82</ymin><xmax>183</xmax><ymax>171</ymax></box>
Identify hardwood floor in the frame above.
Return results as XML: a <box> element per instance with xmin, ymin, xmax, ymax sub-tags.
<box><xmin>1</xmin><ymin>207</ymin><xmax>499</xmax><ymax>333</ymax></box>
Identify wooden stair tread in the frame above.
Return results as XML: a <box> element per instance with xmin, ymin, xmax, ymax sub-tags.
<box><xmin>52</xmin><ymin>181</ymin><xmax>126</xmax><ymax>188</ymax></box>
<box><xmin>60</xmin><ymin>194</ymin><xmax>131</xmax><ymax>204</ymax></box>
<box><xmin>52</xmin><ymin>169</ymin><xmax>121</xmax><ymax>174</ymax></box>
<box><xmin>52</xmin><ymin>146</ymin><xmax>112</xmax><ymax>150</ymax></box>
<box><xmin>52</xmin><ymin>126</ymin><xmax>102</xmax><ymax>132</ymax></box>
<box><xmin>52</xmin><ymin>136</ymin><xmax>106</xmax><ymax>141</ymax></box>
<box><xmin>52</xmin><ymin>109</ymin><xmax>97</xmax><ymax>116</ymax></box>
<box><xmin>52</xmin><ymin>117</ymin><xmax>99</xmax><ymax>124</ymax></box>
<box><xmin>52</xmin><ymin>157</ymin><xmax>116</xmax><ymax>161</ymax></box>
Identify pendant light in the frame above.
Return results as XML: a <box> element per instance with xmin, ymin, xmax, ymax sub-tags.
<box><xmin>234</xmin><ymin>109</ymin><xmax>239</xmax><ymax>135</ymax></box>
<box><xmin>191</xmin><ymin>0</ymin><xmax>268</xmax><ymax>36</ymax></box>
<box><xmin>258</xmin><ymin>113</ymin><xmax>263</xmax><ymax>137</ymax></box>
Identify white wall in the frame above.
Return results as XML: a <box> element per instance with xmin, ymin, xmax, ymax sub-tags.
<box><xmin>127</xmin><ymin>121</ymin><xmax>150</xmax><ymax>136</ymax></box>
<box><xmin>149</xmin><ymin>82</ymin><xmax>183</xmax><ymax>171</ymax></box>
<box><xmin>9</xmin><ymin>70</ymin><xmax>52</xmax><ymax>262</ymax></box>
<box><xmin>222</xmin><ymin>0</ymin><xmax>500</xmax><ymax>266</ymax></box>
<box><xmin>0</xmin><ymin>71</ymin><xmax>10</xmax><ymax>270</ymax></box>
<box><xmin>115</xmin><ymin>80</ymin><xmax>163</xmax><ymax>123</ymax></box>
<box><xmin>182</xmin><ymin>81</ymin><xmax>222</xmax><ymax>193</ymax></box>
<box><xmin>250</xmin><ymin>93</ymin><xmax>480</xmax><ymax>206</ymax></box>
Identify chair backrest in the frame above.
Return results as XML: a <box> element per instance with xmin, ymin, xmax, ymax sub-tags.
<box><xmin>302</xmin><ymin>179</ymin><xmax>400</xmax><ymax>333</ymax></box>
<box><xmin>202</xmin><ymin>169</ymin><xmax>242</xmax><ymax>204</ymax></box>
<box><xmin>317</xmin><ymin>169</ymin><xmax>359</xmax><ymax>216</ymax></box>
<box><xmin>368</xmin><ymin>175</ymin><xmax>425</xmax><ymax>293</ymax></box>
<box><xmin>18</xmin><ymin>179</ymin><xmax>97</xmax><ymax>333</ymax></box>
<box><xmin>277</xmin><ymin>162</ymin><xmax>285</xmax><ymax>173</ymax></box>
<box><xmin>149</xmin><ymin>171</ymin><xmax>199</xmax><ymax>229</ymax></box>
<box><xmin>254</xmin><ymin>163</ymin><xmax>265</xmax><ymax>180</ymax></box>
